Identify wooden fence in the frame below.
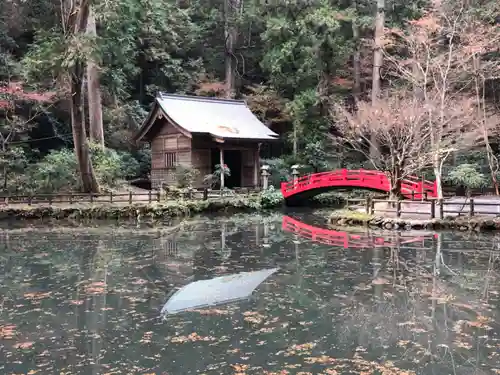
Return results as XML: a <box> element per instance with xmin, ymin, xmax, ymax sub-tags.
<box><xmin>348</xmin><ymin>197</ymin><xmax>500</xmax><ymax>219</ymax></box>
<box><xmin>0</xmin><ymin>187</ymin><xmax>261</xmax><ymax>206</ymax></box>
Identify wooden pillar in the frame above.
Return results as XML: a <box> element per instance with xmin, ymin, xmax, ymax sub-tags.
<box><xmin>219</xmin><ymin>147</ymin><xmax>225</xmax><ymax>190</ymax></box>
<box><xmin>253</xmin><ymin>146</ymin><xmax>260</xmax><ymax>187</ymax></box>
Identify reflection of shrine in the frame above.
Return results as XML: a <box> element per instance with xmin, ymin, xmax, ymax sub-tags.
<box><xmin>150</xmin><ymin>219</ymin><xmax>282</xmax><ymax>284</ymax></box>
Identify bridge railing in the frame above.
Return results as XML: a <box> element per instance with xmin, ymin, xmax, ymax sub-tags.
<box><xmin>282</xmin><ymin>169</ymin><xmax>388</xmax><ymax>191</ymax></box>
<box><xmin>281</xmin><ymin>169</ymin><xmax>436</xmax><ymax>199</ymax></box>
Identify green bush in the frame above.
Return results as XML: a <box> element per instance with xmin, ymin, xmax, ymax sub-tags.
<box><xmin>446</xmin><ymin>163</ymin><xmax>487</xmax><ymax>191</ymax></box>
<box><xmin>22</xmin><ymin>146</ymin><xmax>142</xmax><ymax>193</ymax></box>
<box><xmin>260</xmin><ymin>186</ymin><xmax>283</xmax><ymax>208</ymax></box>
<box><xmin>27</xmin><ymin>148</ymin><xmax>79</xmax><ymax>193</ymax></box>
<box><xmin>261</xmin><ymin>157</ymin><xmax>292</xmax><ymax>187</ymax></box>
<box><xmin>175</xmin><ymin>165</ymin><xmax>200</xmax><ymax>188</ymax></box>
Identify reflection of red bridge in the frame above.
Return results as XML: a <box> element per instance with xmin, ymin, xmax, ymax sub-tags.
<box><xmin>281</xmin><ymin>169</ymin><xmax>437</xmax><ymax>205</ymax></box>
<box><xmin>282</xmin><ymin>216</ymin><xmax>433</xmax><ymax>248</ymax></box>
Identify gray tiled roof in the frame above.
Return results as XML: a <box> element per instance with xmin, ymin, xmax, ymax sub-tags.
<box><xmin>156</xmin><ymin>93</ymin><xmax>279</xmax><ymax>140</ymax></box>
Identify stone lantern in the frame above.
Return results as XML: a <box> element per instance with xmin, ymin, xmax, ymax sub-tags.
<box><xmin>291</xmin><ymin>164</ymin><xmax>300</xmax><ymax>184</ymax></box>
<box><xmin>261</xmin><ymin>165</ymin><xmax>270</xmax><ymax>190</ymax></box>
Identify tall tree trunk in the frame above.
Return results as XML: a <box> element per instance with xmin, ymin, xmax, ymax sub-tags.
<box><xmin>370</xmin><ymin>0</ymin><xmax>385</xmax><ymax>161</ymax></box>
<box><xmin>86</xmin><ymin>6</ymin><xmax>105</xmax><ymax>148</ymax></box>
<box><xmin>390</xmin><ymin>164</ymin><xmax>402</xmax><ymax>199</ymax></box>
<box><xmin>433</xmin><ymin>162</ymin><xmax>443</xmax><ymax>200</ymax></box>
<box><xmin>71</xmin><ymin>66</ymin><xmax>100</xmax><ymax>193</ymax></box>
<box><xmin>352</xmin><ymin>2</ymin><xmax>361</xmax><ymax>100</ymax></box>
<box><xmin>224</xmin><ymin>0</ymin><xmax>240</xmax><ymax>98</ymax></box>
<box><xmin>473</xmin><ymin>67</ymin><xmax>499</xmax><ymax>195</ymax></box>
<box><xmin>69</xmin><ymin>0</ymin><xmax>99</xmax><ymax>193</ymax></box>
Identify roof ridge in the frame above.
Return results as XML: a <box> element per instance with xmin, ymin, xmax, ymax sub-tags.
<box><xmin>157</xmin><ymin>92</ymin><xmax>246</xmax><ymax>105</ymax></box>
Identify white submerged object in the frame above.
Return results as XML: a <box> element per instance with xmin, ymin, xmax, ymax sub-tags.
<box><xmin>161</xmin><ymin>268</ymin><xmax>279</xmax><ymax>315</ymax></box>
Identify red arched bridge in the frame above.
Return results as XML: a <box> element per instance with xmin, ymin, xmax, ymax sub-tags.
<box><xmin>282</xmin><ymin>216</ymin><xmax>435</xmax><ymax>248</ymax></box>
<box><xmin>281</xmin><ymin>169</ymin><xmax>437</xmax><ymax>205</ymax></box>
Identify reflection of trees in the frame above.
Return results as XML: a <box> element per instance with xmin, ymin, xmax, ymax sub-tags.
<box><xmin>287</xmin><ymin>232</ymin><xmax>499</xmax><ymax>375</ymax></box>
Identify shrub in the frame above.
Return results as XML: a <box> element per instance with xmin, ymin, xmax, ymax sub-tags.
<box><xmin>446</xmin><ymin>163</ymin><xmax>487</xmax><ymax>193</ymax></box>
<box><xmin>175</xmin><ymin>165</ymin><xmax>200</xmax><ymax>188</ymax></box>
<box><xmin>203</xmin><ymin>164</ymin><xmax>230</xmax><ymax>188</ymax></box>
<box><xmin>24</xmin><ymin>146</ymin><xmax>142</xmax><ymax>193</ymax></box>
<box><xmin>27</xmin><ymin>148</ymin><xmax>79</xmax><ymax>193</ymax></box>
<box><xmin>260</xmin><ymin>186</ymin><xmax>283</xmax><ymax>208</ymax></box>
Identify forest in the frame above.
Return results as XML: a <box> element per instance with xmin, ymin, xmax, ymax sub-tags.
<box><xmin>0</xmin><ymin>0</ymin><xmax>499</xmax><ymax>197</ymax></box>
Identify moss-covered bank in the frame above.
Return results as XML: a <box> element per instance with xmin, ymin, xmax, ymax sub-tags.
<box><xmin>0</xmin><ymin>197</ymin><xmax>273</xmax><ymax>221</ymax></box>
<box><xmin>329</xmin><ymin>210</ymin><xmax>500</xmax><ymax>232</ymax></box>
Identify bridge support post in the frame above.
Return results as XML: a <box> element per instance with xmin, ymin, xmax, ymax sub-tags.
<box><xmin>261</xmin><ymin>165</ymin><xmax>270</xmax><ymax>190</ymax></box>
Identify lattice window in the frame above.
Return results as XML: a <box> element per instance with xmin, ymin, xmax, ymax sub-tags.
<box><xmin>165</xmin><ymin>152</ymin><xmax>177</xmax><ymax>167</ymax></box>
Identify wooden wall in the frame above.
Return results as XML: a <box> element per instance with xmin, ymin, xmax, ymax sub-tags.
<box><xmin>150</xmin><ymin>119</ymin><xmax>191</xmax><ymax>189</ymax></box>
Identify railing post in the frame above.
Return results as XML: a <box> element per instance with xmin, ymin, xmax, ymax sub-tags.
<box><xmin>365</xmin><ymin>197</ymin><xmax>371</xmax><ymax>214</ymax></box>
<box><xmin>396</xmin><ymin>200</ymin><xmax>401</xmax><ymax>218</ymax></box>
<box><xmin>421</xmin><ymin>175</ymin><xmax>425</xmax><ymax>201</ymax></box>
<box><xmin>469</xmin><ymin>198</ymin><xmax>474</xmax><ymax>217</ymax></box>
<box><xmin>90</xmin><ymin>193</ymin><xmax>94</xmax><ymax>204</ymax></box>
<box><xmin>203</xmin><ymin>188</ymin><xmax>208</xmax><ymax>200</ymax></box>
<box><xmin>148</xmin><ymin>190</ymin><xmax>152</xmax><ymax>203</ymax></box>
<box><xmin>69</xmin><ymin>193</ymin><xmax>73</xmax><ymax>205</ymax></box>
<box><xmin>370</xmin><ymin>199</ymin><xmax>375</xmax><ymax>215</ymax></box>
<box><xmin>48</xmin><ymin>195</ymin><xmax>53</xmax><ymax>205</ymax></box>
<box><xmin>411</xmin><ymin>191</ymin><xmax>415</xmax><ymax>201</ymax></box>
<box><xmin>439</xmin><ymin>198</ymin><xmax>444</xmax><ymax>219</ymax></box>
<box><xmin>129</xmin><ymin>191</ymin><xmax>133</xmax><ymax>204</ymax></box>
<box><xmin>430</xmin><ymin>199</ymin><xmax>435</xmax><ymax>219</ymax></box>
<box><xmin>110</xmin><ymin>191</ymin><xmax>113</xmax><ymax>203</ymax></box>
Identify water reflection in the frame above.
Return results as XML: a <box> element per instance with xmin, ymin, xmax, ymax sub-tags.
<box><xmin>161</xmin><ymin>268</ymin><xmax>278</xmax><ymax>315</ymax></box>
<box><xmin>0</xmin><ymin>214</ymin><xmax>498</xmax><ymax>375</ymax></box>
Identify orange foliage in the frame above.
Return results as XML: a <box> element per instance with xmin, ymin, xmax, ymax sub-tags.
<box><xmin>0</xmin><ymin>81</ymin><xmax>56</xmax><ymax>109</ymax></box>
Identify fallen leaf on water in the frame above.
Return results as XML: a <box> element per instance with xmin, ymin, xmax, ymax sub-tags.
<box><xmin>24</xmin><ymin>291</ymin><xmax>52</xmax><ymax>300</ymax></box>
<box><xmin>0</xmin><ymin>325</ymin><xmax>16</xmax><ymax>339</ymax></box>
<box><xmin>232</xmin><ymin>364</ymin><xmax>249</xmax><ymax>372</ymax></box>
<box><xmin>85</xmin><ymin>282</ymin><xmax>106</xmax><ymax>294</ymax></box>
<box><xmin>171</xmin><ymin>332</ymin><xmax>216</xmax><ymax>343</ymax></box>
<box><xmin>69</xmin><ymin>300</ymin><xmax>84</xmax><ymax>305</ymax></box>
<box><xmin>14</xmin><ymin>341</ymin><xmax>34</xmax><ymax>349</ymax></box>
<box><xmin>304</xmin><ymin>355</ymin><xmax>334</xmax><ymax>364</ymax></box>
<box><xmin>372</xmin><ymin>277</ymin><xmax>389</xmax><ymax>285</ymax></box>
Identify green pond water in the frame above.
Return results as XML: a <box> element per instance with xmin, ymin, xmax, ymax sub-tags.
<box><xmin>0</xmin><ymin>211</ymin><xmax>499</xmax><ymax>375</ymax></box>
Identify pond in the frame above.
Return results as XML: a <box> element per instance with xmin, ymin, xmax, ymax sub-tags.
<box><xmin>0</xmin><ymin>211</ymin><xmax>499</xmax><ymax>375</ymax></box>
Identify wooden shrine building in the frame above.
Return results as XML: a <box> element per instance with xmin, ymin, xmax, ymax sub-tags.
<box><xmin>133</xmin><ymin>93</ymin><xmax>279</xmax><ymax>189</ymax></box>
